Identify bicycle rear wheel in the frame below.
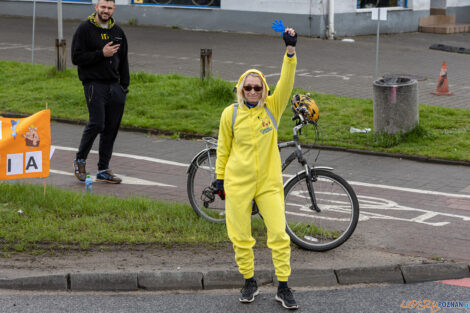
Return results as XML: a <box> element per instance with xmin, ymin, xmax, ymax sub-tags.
<box><xmin>187</xmin><ymin>148</ymin><xmax>226</xmax><ymax>223</ymax></box>
<box><xmin>284</xmin><ymin>169</ymin><xmax>359</xmax><ymax>251</ymax></box>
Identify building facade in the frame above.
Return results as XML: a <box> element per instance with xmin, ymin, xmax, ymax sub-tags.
<box><xmin>0</xmin><ymin>0</ymin><xmax>469</xmax><ymax>36</ymax></box>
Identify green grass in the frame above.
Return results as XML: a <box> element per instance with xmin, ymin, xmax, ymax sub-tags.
<box><xmin>1</xmin><ymin>61</ymin><xmax>469</xmax><ymax>161</ymax></box>
<box><xmin>0</xmin><ymin>183</ymin><xmax>268</xmax><ymax>253</ymax></box>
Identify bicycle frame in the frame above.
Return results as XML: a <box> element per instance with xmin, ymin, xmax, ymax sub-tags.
<box><xmin>278</xmin><ymin>114</ymin><xmax>328</xmax><ymax>213</ymax></box>
<box><xmin>187</xmin><ymin>109</ymin><xmax>360</xmax><ymax>250</ymax></box>
<box><xmin>188</xmin><ymin>114</ymin><xmax>332</xmax><ymax>214</ymax></box>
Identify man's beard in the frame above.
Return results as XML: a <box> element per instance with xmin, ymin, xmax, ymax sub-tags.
<box><xmin>97</xmin><ymin>12</ymin><xmax>111</xmax><ymax>23</ymax></box>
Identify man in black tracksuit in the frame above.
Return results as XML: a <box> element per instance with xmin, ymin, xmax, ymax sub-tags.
<box><xmin>71</xmin><ymin>0</ymin><xmax>129</xmax><ymax>184</ymax></box>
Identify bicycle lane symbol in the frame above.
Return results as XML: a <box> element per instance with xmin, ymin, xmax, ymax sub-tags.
<box><xmin>350</xmin><ymin>182</ymin><xmax>470</xmax><ymax>227</ymax></box>
<box><xmin>284</xmin><ymin>190</ymin><xmax>470</xmax><ymax>227</ymax></box>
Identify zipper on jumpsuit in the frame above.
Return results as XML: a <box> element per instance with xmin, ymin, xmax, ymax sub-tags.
<box><xmin>250</xmin><ymin>108</ymin><xmax>260</xmax><ymax>192</ymax></box>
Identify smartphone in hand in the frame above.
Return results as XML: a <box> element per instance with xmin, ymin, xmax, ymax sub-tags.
<box><xmin>111</xmin><ymin>36</ymin><xmax>122</xmax><ymax>46</ymax></box>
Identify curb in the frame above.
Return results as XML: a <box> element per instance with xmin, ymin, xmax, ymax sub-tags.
<box><xmin>0</xmin><ymin>263</ymin><xmax>468</xmax><ymax>291</ymax></box>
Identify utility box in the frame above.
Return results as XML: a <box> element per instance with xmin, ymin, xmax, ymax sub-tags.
<box><xmin>373</xmin><ymin>77</ymin><xmax>419</xmax><ymax>135</ymax></box>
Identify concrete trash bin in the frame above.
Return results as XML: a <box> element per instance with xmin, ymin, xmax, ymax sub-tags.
<box><xmin>373</xmin><ymin>77</ymin><xmax>419</xmax><ymax>135</ymax></box>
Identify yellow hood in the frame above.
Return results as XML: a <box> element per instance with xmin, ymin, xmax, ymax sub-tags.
<box><xmin>235</xmin><ymin>69</ymin><xmax>270</xmax><ymax>94</ymax></box>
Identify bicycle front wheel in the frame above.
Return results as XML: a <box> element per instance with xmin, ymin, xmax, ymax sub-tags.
<box><xmin>187</xmin><ymin>148</ymin><xmax>226</xmax><ymax>223</ymax></box>
<box><xmin>284</xmin><ymin>169</ymin><xmax>359</xmax><ymax>251</ymax></box>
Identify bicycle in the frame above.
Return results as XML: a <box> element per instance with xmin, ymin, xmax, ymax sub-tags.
<box><xmin>151</xmin><ymin>0</ymin><xmax>215</xmax><ymax>6</ymax></box>
<box><xmin>186</xmin><ymin>96</ymin><xmax>360</xmax><ymax>251</ymax></box>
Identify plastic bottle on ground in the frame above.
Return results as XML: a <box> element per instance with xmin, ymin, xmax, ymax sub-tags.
<box><xmin>85</xmin><ymin>175</ymin><xmax>93</xmax><ymax>194</ymax></box>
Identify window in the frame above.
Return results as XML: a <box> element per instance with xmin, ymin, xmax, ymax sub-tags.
<box><xmin>132</xmin><ymin>0</ymin><xmax>220</xmax><ymax>7</ymax></box>
<box><xmin>357</xmin><ymin>0</ymin><xmax>408</xmax><ymax>9</ymax></box>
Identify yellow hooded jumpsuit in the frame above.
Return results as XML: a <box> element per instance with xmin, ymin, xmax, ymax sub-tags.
<box><xmin>216</xmin><ymin>53</ymin><xmax>296</xmax><ymax>282</ymax></box>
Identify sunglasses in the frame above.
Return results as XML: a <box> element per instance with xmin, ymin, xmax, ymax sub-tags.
<box><xmin>243</xmin><ymin>85</ymin><xmax>263</xmax><ymax>92</ymax></box>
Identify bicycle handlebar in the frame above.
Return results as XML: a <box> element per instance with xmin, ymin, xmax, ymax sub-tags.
<box><xmin>278</xmin><ymin>141</ymin><xmax>296</xmax><ymax>149</ymax></box>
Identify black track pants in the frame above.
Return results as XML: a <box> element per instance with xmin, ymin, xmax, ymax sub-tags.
<box><xmin>76</xmin><ymin>82</ymin><xmax>126</xmax><ymax>171</ymax></box>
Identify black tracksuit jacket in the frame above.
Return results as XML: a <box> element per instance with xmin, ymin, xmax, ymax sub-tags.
<box><xmin>71</xmin><ymin>15</ymin><xmax>129</xmax><ymax>89</ymax></box>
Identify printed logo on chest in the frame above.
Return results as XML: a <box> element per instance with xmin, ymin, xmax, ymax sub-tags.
<box><xmin>101</xmin><ymin>33</ymin><xmax>110</xmax><ymax>40</ymax></box>
<box><xmin>258</xmin><ymin>116</ymin><xmax>273</xmax><ymax>135</ymax></box>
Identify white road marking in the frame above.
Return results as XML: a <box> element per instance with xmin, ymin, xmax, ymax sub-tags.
<box><xmin>286</xmin><ymin>192</ymin><xmax>469</xmax><ymax>226</ymax></box>
<box><xmin>350</xmin><ymin>180</ymin><xmax>470</xmax><ymax>199</ymax></box>
<box><xmin>264</xmin><ymin>72</ymin><xmax>281</xmax><ymax>78</ymax></box>
<box><xmin>0</xmin><ymin>45</ymin><xmax>30</xmax><ymax>50</ymax></box>
<box><xmin>54</xmin><ymin>146</ymin><xmax>470</xmax><ymax>199</ymax></box>
<box><xmin>50</xmin><ymin>169</ymin><xmax>176</xmax><ymax>187</ymax></box>
<box><xmin>53</xmin><ymin>146</ymin><xmax>187</xmax><ymax>167</ymax></box>
<box><xmin>25</xmin><ymin>47</ymin><xmax>54</xmax><ymax>52</ymax></box>
<box><xmin>282</xmin><ymin>172</ymin><xmax>469</xmax><ymax>199</ymax></box>
<box><xmin>313</xmin><ymin>74</ymin><xmax>351</xmax><ymax>80</ymax></box>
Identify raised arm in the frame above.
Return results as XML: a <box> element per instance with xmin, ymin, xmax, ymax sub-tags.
<box><xmin>269</xmin><ymin>28</ymin><xmax>297</xmax><ymax>120</ymax></box>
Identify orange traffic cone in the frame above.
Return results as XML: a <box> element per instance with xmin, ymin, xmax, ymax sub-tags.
<box><xmin>431</xmin><ymin>61</ymin><xmax>454</xmax><ymax>96</ymax></box>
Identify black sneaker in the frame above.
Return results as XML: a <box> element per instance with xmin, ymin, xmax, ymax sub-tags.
<box><xmin>275</xmin><ymin>287</ymin><xmax>299</xmax><ymax>310</ymax></box>
<box><xmin>239</xmin><ymin>279</ymin><xmax>259</xmax><ymax>303</ymax></box>
<box><xmin>96</xmin><ymin>169</ymin><xmax>122</xmax><ymax>184</ymax></box>
<box><xmin>73</xmin><ymin>159</ymin><xmax>87</xmax><ymax>182</ymax></box>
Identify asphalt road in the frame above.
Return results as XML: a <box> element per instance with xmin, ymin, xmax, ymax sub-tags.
<box><xmin>30</xmin><ymin>121</ymin><xmax>468</xmax><ymax>262</ymax></box>
<box><xmin>0</xmin><ymin>280</ymin><xmax>469</xmax><ymax>313</ymax></box>
<box><xmin>0</xmin><ymin>15</ymin><xmax>469</xmax><ymax>108</ymax></box>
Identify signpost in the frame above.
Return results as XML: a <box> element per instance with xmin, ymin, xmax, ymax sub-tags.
<box><xmin>372</xmin><ymin>8</ymin><xmax>387</xmax><ymax>80</ymax></box>
<box><xmin>56</xmin><ymin>0</ymin><xmax>66</xmax><ymax>71</ymax></box>
<box><xmin>31</xmin><ymin>0</ymin><xmax>37</xmax><ymax>64</ymax></box>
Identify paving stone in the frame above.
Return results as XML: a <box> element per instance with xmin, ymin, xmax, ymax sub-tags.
<box><xmin>138</xmin><ymin>271</ymin><xmax>203</xmax><ymax>290</ymax></box>
<box><xmin>70</xmin><ymin>272</ymin><xmax>138</xmax><ymax>291</ymax></box>
<box><xmin>336</xmin><ymin>265</ymin><xmax>404</xmax><ymax>285</ymax></box>
<box><xmin>401</xmin><ymin>263</ymin><xmax>470</xmax><ymax>283</ymax></box>
<box><xmin>0</xmin><ymin>275</ymin><xmax>67</xmax><ymax>291</ymax></box>
<box><xmin>203</xmin><ymin>269</ymin><xmax>272</xmax><ymax>290</ymax></box>
<box><xmin>275</xmin><ymin>268</ymin><xmax>338</xmax><ymax>287</ymax></box>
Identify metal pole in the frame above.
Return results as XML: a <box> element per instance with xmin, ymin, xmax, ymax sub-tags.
<box><xmin>32</xmin><ymin>0</ymin><xmax>36</xmax><ymax>64</ymax></box>
<box><xmin>328</xmin><ymin>0</ymin><xmax>335</xmax><ymax>40</ymax></box>
<box><xmin>375</xmin><ymin>16</ymin><xmax>380</xmax><ymax>80</ymax></box>
<box><xmin>56</xmin><ymin>0</ymin><xmax>66</xmax><ymax>71</ymax></box>
<box><xmin>57</xmin><ymin>0</ymin><xmax>63</xmax><ymax>40</ymax></box>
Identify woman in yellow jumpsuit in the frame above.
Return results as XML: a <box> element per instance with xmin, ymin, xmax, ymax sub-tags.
<box><xmin>215</xmin><ymin>28</ymin><xmax>299</xmax><ymax>310</ymax></box>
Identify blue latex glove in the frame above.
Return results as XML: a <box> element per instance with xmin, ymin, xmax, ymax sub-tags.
<box><xmin>215</xmin><ymin>179</ymin><xmax>225</xmax><ymax>200</ymax></box>
<box><xmin>272</xmin><ymin>19</ymin><xmax>286</xmax><ymax>37</ymax></box>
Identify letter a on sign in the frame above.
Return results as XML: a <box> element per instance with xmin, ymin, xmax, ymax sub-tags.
<box><xmin>25</xmin><ymin>151</ymin><xmax>42</xmax><ymax>173</ymax></box>
<box><xmin>0</xmin><ymin>110</ymin><xmax>51</xmax><ymax>180</ymax></box>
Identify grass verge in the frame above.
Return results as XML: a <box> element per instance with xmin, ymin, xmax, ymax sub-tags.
<box><xmin>0</xmin><ymin>183</ymin><xmax>268</xmax><ymax>253</ymax></box>
<box><xmin>1</xmin><ymin>61</ymin><xmax>469</xmax><ymax>161</ymax></box>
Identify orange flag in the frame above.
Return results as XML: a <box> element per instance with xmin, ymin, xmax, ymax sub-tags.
<box><xmin>0</xmin><ymin>110</ymin><xmax>51</xmax><ymax>180</ymax></box>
